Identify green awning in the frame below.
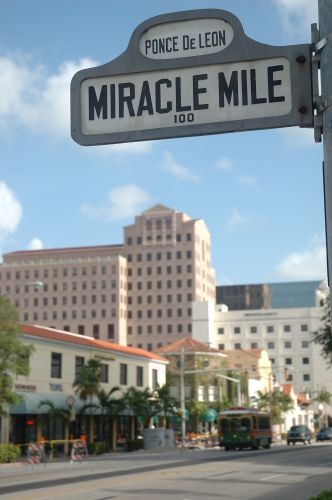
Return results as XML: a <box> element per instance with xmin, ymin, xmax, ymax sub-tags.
<box><xmin>200</xmin><ymin>408</ymin><xmax>217</xmax><ymax>423</ymax></box>
<box><xmin>10</xmin><ymin>393</ymin><xmax>83</xmax><ymax>415</ymax></box>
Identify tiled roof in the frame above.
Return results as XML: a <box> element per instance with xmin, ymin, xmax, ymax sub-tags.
<box><xmin>155</xmin><ymin>336</ymin><xmax>225</xmax><ymax>355</ymax></box>
<box><xmin>19</xmin><ymin>323</ymin><xmax>168</xmax><ymax>363</ymax></box>
<box><xmin>281</xmin><ymin>383</ymin><xmax>293</xmax><ymax>396</ymax></box>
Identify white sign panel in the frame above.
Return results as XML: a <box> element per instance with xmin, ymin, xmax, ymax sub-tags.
<box><xmin>139</xmin><ymin>18</ymin><xmax>234</xmax><ymax>59</ymax></box>
<box><xmin>81</xmin><ymin>58</ymin><xmax>291</xmax><ymax>136</ymax></box>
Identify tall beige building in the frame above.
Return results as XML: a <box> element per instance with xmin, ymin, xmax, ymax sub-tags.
<box><xmin>0</xmin><ymin>204</ymin><xmax>216</xmax><ymax>351</ymax></box>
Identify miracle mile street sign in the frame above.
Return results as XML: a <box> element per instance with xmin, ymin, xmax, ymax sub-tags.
<box><xmin>71</xmin><ymin>9</ymin><xmax>313</xmax><ymax>146</ymax></box>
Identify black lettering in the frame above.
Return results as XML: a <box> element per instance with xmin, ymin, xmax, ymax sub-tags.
<box><xmin>155</xmin><ymin>79</ymin><xmax>172</xmax><ymax>113</ymax></box>
<box><xmin>250</xmin><ymin>69</ymin><xmax>267</xmax><ymax>104</ymax></box>
<box><xmin>110</xmin><ymin>84</ymin><xmax>116</xmax><ymax>118</ymax></box>
<box><xmin>219</xmin><ymin>30</ymin><xmax>226</xmax><ymax>45</ymax></box>
<box><xmin>118</xmin><ymin>83</ymin><xmax>135</xmax><ymax>118</ymax></box>
<box><xmin>166</xmin><ymin>37</ymin><xmax>172</xmax><ymax>52</ymax></box>
<box><xmin>183</xmin><ymin>34</ymin><xmax>190</xmax><ymax>50</ymax></box>
<box><xmin>193</xmin><ymin>74</ymin><xmax>208</xmax><ymax>110</ymax></box>
<box><xmin>218</xmin><ymin>71</ymin><xmax>239</xmax><ymax>107</ymax></box>
<box><xmin>241</xmin><ymin>70</ymin><xmax>248</xmax><ymax>106</ymax></box>
<box><xmin>89</xmin><ymin>85</ymin><xmax>107</xmax><ymax>120</ymax></box>
<box><xmin>145</xmin><ymin>40</ymin><xmax>151</xmax><ymax>55</ymax></box>
<box><xmin>268</xmin><ymin>65</ymin><xmax>285</xmax><ymax>102</ymax></box>
<box><xmin>137</xmin><ymin>81</ymin><xmax>153</xmax><ymax>116</ymax></box>
<box><xmin>175</xmin><ymin>77</ymin><xmax>191</xmax><ymax>112</ymax></box>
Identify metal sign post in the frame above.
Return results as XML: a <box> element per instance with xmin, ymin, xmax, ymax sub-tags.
<box><xmin>319</xmin><ymin>0</ymin><xmax>332</xmax><ymax>306</ymax></box>
<box><xmin>71</xmin><ymin>9</ymin><xmax>313</xmax><ymax>146</ymax></box>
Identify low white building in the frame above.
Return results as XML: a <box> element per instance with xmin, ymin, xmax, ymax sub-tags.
<box><xmin>1</xmin><ymin>323</ymin><xmax>168</xmax><ymax>446</ymax></box>
<box><xmin>192</xmin><ymin>294</ymin><xmax>332</xmax><ymax>396</ymax></box>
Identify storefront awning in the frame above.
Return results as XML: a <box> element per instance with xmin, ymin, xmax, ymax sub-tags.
<box><xmin>10</xmin><ymin>393</ymin><xmax>83</xmax><ymax>415</ymax></box>
<box><xmin>200</xmin><ymin>408</ymin><xmax>218</xmax><ymax>423</ymax></box>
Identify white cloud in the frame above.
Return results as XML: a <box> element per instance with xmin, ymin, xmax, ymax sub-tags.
<box><xmin>27</xmin><ymin>238</ymin><xmax>44</xmax><ymax>250</ymax></box>
<box><xmin>215</xmin><ymin>158</ymin><xmax>234</xmax><ymax>172</ymax></box>
<box><xmin>276</xmin><ymin>238</ymin><xmax>327</xmax><ymax>280</ymax></box>
<box><xmin>280</xmin><ymin>126</ymin><xmax>315</xmax><ymax>148</ymax></box>
<box><xmin>226</xmin><ymin>208</ymin><xmax>249</xmax><ymax>228</ymax></box>
<box><xmin>238</xmin><ymin>175</ymin><xmax>258</xmax><ymax>189</ymax></box>
<box><xmin>273</xmin><ymin>0</ymin><xmax>318</xmax><ymax>39</ymax></box>
<box><xmin>0</xmin><ymin>181</ymin><xmax>22</xmax><ymax>234</ymax></box>
<box><xmin>0</xmin><ymin>54</ymin><xmax>96</xmax><ymax>140</ymax></box>
<box><xmin>81</xmin><ymin>184</ymin><xmax>153</xmax><ymax>222</ymax></box>
<box><xmin>162</xmin><ymin>152</ymin><xmax>200</xmax><ymax>182</ymax></box>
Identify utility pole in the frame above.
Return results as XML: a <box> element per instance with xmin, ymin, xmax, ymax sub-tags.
<box><xmin>180</xmin><ymin>348</ymin><xmax>186</xmax><ymax>446</ymax></box>
<box><xmin>319</xmin><ymin>0</ymin><xmax>332</xmax><ymax>307</ymax></box>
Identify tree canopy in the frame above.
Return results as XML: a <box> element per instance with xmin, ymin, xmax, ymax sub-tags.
<box><xmin>312</xmin><ymin>299</ymin><xmax>332</xmax><ymax>365</ymax></box>
<box><xmin>253</xmin><ymin>389</ymin><xmax>293</xmax><ymax>425</ymax></box>
<box><xmin>0</xmin><ymin>295</ymin><xmax>34</xmax><ymax>415</ymax></box>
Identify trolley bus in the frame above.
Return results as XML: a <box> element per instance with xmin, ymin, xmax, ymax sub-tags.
<box><xmin>219</xmin><ymin>407</ymin><xmax>272</xmax><ymax>451</ymax></box>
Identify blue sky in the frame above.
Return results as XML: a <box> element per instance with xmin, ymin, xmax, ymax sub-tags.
<box><xmin>0</xmin><ymin>0</ymin><xmax>325</xmax><ymax>286</ymax></box>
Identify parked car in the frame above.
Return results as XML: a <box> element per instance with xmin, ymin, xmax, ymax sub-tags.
<box><xmin>316</xmin><ymin>427</ymin><xmax>332</xmax><ymax>442</ymax></box>
<box><xmin>287</xmin><ymin>425</ymin><xmax>313</xmax><ymax>445</ymax></box>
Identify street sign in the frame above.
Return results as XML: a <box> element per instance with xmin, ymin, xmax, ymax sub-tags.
<box><xmin>71</xmin><ymin>9</ymin><xmax>313</xmax><ymax>146</ymax></box>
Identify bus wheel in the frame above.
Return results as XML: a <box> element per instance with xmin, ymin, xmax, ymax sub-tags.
<box><xmin>263</xmin><ymin>443</ymin><xmax>270</xmax><ymax>449</ymax></box>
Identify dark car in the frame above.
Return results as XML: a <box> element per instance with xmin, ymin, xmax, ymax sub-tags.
<box><xmin>287</xmin><ymin>425</ymin><xmax>313</xmax><ymax>445</ymax></box>
<box><xmin>316</xmin><ymin>427</ymin><xmax>332</xmax><ymax>442</ymax></box>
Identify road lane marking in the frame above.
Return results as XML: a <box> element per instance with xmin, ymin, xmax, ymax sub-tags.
<box><xmin>261</xmin><ymin>473</ymin><xmax>284</xmax><ymax>481</ymax></box>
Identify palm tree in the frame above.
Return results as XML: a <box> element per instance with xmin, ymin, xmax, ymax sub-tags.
<box><xmin>97</xmin><ymin>386</ymin><xmax>124</xmax><ymax>447</ymax></box>
<box><xmin>72</xmin><ymin>358</ymin><xmax>102</xmax><ymax>442</ymax></box>
<box><xmin>314</xmin><ymin>387</ymin><xmax>332</xmax><ymax>428</ymax></box>
<box><xmin>123</xmin><ymin>387</ymin><xmax>157</xmax><ymax>436</ymax></box>
<box><xmin>38</xmin><ymin>399</ymin><xmax>70</xmax><ymax>440</ymax></box>
<box><xmin>155</xmin><ymin>382</ymin><xmax>179</xmax><ymax>428</ymax></box>
<box><xmin>253</xmin><ymin>390</ymin><xmax>293</xmax><ymax>425</ymax></box>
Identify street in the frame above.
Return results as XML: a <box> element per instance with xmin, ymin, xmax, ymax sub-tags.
<box><xmin>1</xmin><ymin>443</ymin><xmax>332</xmax><ymax>499</ymax></box>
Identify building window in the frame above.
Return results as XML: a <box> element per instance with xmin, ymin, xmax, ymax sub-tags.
<box><xmin>75</xmin><ymin>356</ymin><xmax>85</xmax><ymax>379</ymax></box>
<box><xmin>284</xmin><ymin>325</ymin><xmax>291</xmax><ymax>332</ymax></box>
<box><xmin>100</xmin><ymin>364</ymin><xmax>109</xmax><ymax>383</ymax></box>
<box><xmin>301</xmin><ymin>324</ymin><xmax>308</xmax><ymax>332</ymax></box>
<box><xmin>285</xmin><ymin>357</ymin><xmax>292</xmax><ymax>365</ymax></box>
<box><xmin>267</xmin><ymin>325</ymin><xmax>274</xmax><ymax>333</ymax></box>
<box><xmin>302</xmin><ymin>357</ymin><xmax>310</xmax><ymax>365</ymax></box>
<box><xmin>78</xmin><ymin>325</ymin><xmax>85</xmax><ymax>336</ymax></box>
<box><xmin>301</xmin><ymin>340</ymin><xmax>309</xmax><ymax>348</ymax></box>
<box><xmin>93</xmin><ymin>325</ymin><xmax>99</xmax><ymax>339</ymax></box>
<box><xmin>284</xmin><ymin>341</ymin><xmax>292</xmax><ymax>349</ymax></box>
<box><xmin>136</xmin><ymin>366</ymin><xmax>143</xmax><ymax>387</ymax></box>
<box><xmin>152</xmin><ymin>369</ymin><xmax>158</xmax><ymax>389</ymax></box>
<box><xmin>303</xmin><ymin>374</ymin><xmax>311</xmax><ymax>382</ymax></box>
<box><xmin>250</xmin><ymin>326</ymin><xmax>257</xmax><ymax>334</ymax></box>
<box><xmin>234</xmin><ymin>327</ymin><xmax>241</xmax><ymax>334</ymax></box>
<box><xmin>108</xmin><ymin>324</ymin><xmax>114</xmax><ymax>339</ymax></box>
<box><xmin>208</xmin><ymin>386</ymin><xmax>216</xmax><ymax>402</ymax></box>
<box><xmin>234</xmin><ymin>343</ymin><xmax>241</xmax><ymax>350</ymax></box>
<box><xmin>198</xmin><ymin>385</ymin><xmax>204</xmax><ymax>402</ymax></box>
<box><xmin>250</xmin><ymin>342</ymin><xmax>258</xmax><ymax>349</ymax></box>
<box><xmin>267</xmin><ymin>342</ymin><xmax>275</xmax><ymax>349</ymax></box>
<box><xmin>218</xmin><ymin>343</ymin><xmax>225</xmax><ymax>350</ymax></box>
<box><xmin>51</xmin><ymin>353</ymin><xmax>62</xmax><ymax>379</ymax></box>
<box><xmin>120</xmin><ymin>363</ymin><xmax>128</xmax><ymax>385</ymax></box>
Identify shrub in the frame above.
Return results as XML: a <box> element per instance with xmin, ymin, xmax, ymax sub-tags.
<box><xmin>126</xmin><ymin>438</ymin><xmax>144</xmax><ymax>452</ymax></box>
<box><xmin>87</xmin><ymin>441</ymin><xmax>109</xmax><ymax>455</ymax></box>
<box><xmin>309</xmin><ymin>489</ymin><xmax>332</xmax><ymax>499</ymax></box>
<box><xmin>0</xmin><ymin>444</ymin><xmax>21</xmax><ymax>463</ymax></box>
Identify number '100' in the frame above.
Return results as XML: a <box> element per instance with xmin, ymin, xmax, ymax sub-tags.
<box><xmin>174</xmin><ymin>113</ymin><xmax>194</xmax><ymax>124</ymax></box>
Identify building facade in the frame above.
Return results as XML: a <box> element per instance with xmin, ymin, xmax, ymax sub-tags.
<box><xmin>1</xmin><ymin>323</ymin><xmax>167</xmax><ymax>446</ymax></box>
<box><xmin>192</xmin><ymin>290</ymin><xmax>331</xmax><ymax>395</ymax></box>
<box><xmin>0</xmin><ymin>204</ymin><xmax>216</xmax><ymax>350</ymax></box>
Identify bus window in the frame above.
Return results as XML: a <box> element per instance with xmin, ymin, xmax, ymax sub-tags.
<box><xmin>241</xmin><ymin>417</ymin><xmax>251</xmax><ymax>431</ymax></box>
<box><xmin>220</xmin><ymin>418</ymin><xmax>229</xmax><ymax>432</ymax></box>
<box><xmin>252</xmin><ymin>416</ymin><xmax>258</xmax><ymax>430</ymax></box>
<box><xmin>258</xmin><ymin>416</ymin><xmax>270</xmax><ymax>430</ymax></box>
<box><xmin>230</xmin><ymin>418</ymin><xmax>241</xmax><ymax>431</ymax></box>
